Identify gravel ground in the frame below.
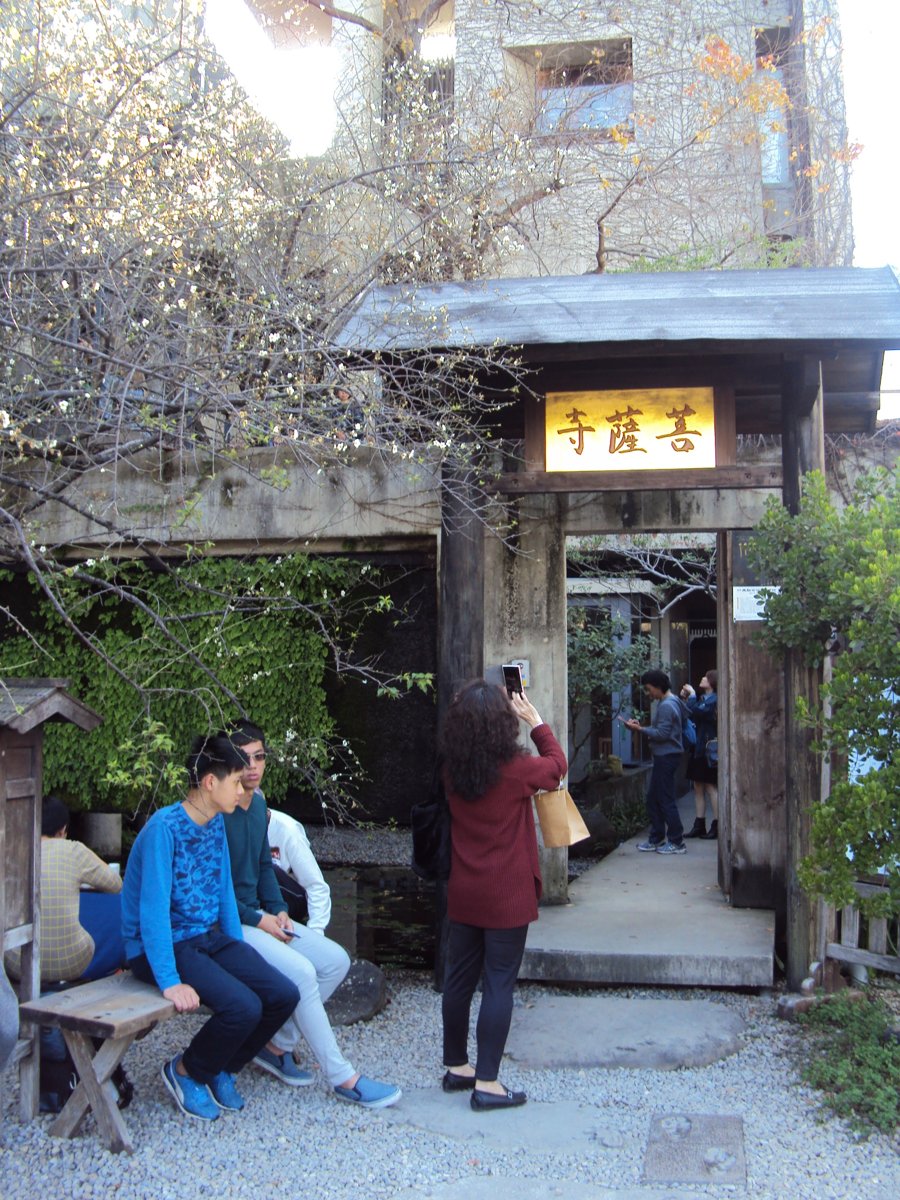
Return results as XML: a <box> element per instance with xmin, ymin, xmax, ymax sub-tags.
<box><xmin>4</xmin><ymin>831</ymin><xmax>896</xmax><ymax>1198</ymax></box>
<box><xmin>2</xmin><ymin>971</ymin><xmax>899</xmax><ymax>1200</ymax></box>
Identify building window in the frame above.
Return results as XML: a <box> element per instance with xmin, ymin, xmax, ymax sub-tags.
<box><xmin>755</xmin><ymin>27</ymin><xmax>791</xmax><ymax>186</ymax></box>
<box><xmin>382</xmin><ymin>2</ymin><xmax>455</xmax><ymax>131</ymax></box>
<box><xmin>535</xmin><ymin>39</ymin><xmax>633</xmax><ymax>136</ymax></box>
<box><xmin>382</xmin><ymin>53</ymin><xmax>455</xmax><ymax>129</ymax></box>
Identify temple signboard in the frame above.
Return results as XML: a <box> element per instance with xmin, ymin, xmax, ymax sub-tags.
<box><xmin>546</xmin><ymin>387</ymin><xmax>717</xmax><ymax>472</ymax></box>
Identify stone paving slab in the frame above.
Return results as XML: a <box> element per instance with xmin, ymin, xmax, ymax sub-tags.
<box><xmin>521</xmin><ymin>820</ymin><xmax>774</xmax><ymax>988</ymax></box>
<box><xmin>643</xmin><ymin>1113</ymin><xmax>746</xmax><ymax>1186</ymax></box>
<box><xmin>382</xmin><ymin>1087</ymin><xmax>625</xmax><ymax>1153</ymax></box>
<box><xmin>393</xmin><ymin>1179</ymin><xmax>699</xmax><ymax>1200</ymax></box>
<box><xmin>505</xmin><ymin>995</ymin><xmax>746</xmax><ymax>1069</ymax></box>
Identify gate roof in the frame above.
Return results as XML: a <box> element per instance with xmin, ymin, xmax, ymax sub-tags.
<box><xmin>337</xmin><ymin>266</ymin><xmax>900</xmax><ymax>354</ymax></box>
<box><xmin>336</xmin><ymin>267</ymin><xmax>900</xmax><ymax>433</ymax></box>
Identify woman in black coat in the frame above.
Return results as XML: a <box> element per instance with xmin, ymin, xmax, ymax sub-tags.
<box><xmin>681</xmin><ymin>669</ymin><xmax>718</xmax><ymax>839</ymax></box>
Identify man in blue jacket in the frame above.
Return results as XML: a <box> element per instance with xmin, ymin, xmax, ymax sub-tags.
<box><xmin>623</xmin><ymin>669</ymin><xmax>688</xmax><ymax>855</ymax></box>
<box><xmin>122</xmin><ymin>734</ymin><xmax>299</xmax><ymax>1121</ymax></box>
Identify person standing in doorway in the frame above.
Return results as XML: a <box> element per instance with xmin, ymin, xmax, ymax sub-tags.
<box><xmin>680</xmin><ymin>670</ymin><xmax>719</xmax><ymax>839</ymax></box>
<box><xmin>623</xmin><ymin>669</ymin><xmax>688</xmax><ymax>855</ymax></box>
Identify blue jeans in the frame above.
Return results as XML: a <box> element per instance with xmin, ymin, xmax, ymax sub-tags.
<box><xmin>646</xmin><ymin>752</ymin><xmax>684</xmax><ymax>846</ymax></box>
<box><xmin>442</xmin><ymin>921</ymin><xmax>528</xmax><ymax>1082</ymax></box>
<box><xmin>129</xmin><ymin>930</ymin><xmax>298</xmax><ymax>1085</ymax></box>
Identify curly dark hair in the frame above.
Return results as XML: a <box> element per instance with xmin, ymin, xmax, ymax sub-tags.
<box><xmin>438</xmin><ymin>678</ymin><xmax>523</xmax><ymax>801</ymax></box>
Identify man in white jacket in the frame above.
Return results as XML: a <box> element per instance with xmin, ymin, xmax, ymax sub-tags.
<box><xmin>266</xmin><ymin>807</ymin><xmax>332</xmax><ymax>934</ymax></box>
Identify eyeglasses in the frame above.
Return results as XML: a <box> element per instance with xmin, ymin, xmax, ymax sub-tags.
<box><xmin>247</xmin><ymin>751</ymin><xmax>267</xmax><ymax>763</ymax></box>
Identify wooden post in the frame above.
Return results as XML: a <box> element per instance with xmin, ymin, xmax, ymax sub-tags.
<box><xmin>434</xmin><ymin>466</ymin><xmax>486</xmax><ymax>987</ymax></box>
<box><xmin>437</xmin><ymin>465</ymin><xmax>485</xmax><ymax>719</ymax></box>
<box><xmin>782</xmin><ymin>356</ymin><xmax>825</xmax><ymax>990</ymax></box>
<box><xmin>722</xmin><ymin>533</ymin><xmax>787</xmax><ymax>917</ymax></box>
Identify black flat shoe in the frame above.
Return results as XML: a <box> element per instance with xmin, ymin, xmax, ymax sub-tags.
<box><xmin>470</xmin><ymin>1087</ymin><xmax>527</xmax><ymax>1111</ymax></box>
<box><xmin>442</xmin><ymin>1071</ymin><xmax>476</xmax><ymax>1092</ymax></box>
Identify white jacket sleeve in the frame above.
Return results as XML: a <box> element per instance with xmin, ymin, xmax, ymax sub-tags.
<box><xmin>267</xmin><ymin>808</ymin><xmax>331</xmax><ymax>933</ymax></box>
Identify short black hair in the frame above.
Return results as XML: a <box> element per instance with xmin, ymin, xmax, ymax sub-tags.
<box><xmin>42</xmin><ymin>795</ymin><xmax>69</xmax><ymax>837</ymax></box>
<box><xmin>185</xmin><ymin>734</ymin><xmax>249</xmax><ymax>787</ymax></box>
<box><xmin>227</xmin><ymin>718</ymin><xmax>266</xmax><ymax>749</ymax></box>
<box><xmin>640</xmin><ymin>669</ymin><xmax>671</xmax><ymax>692</ymax></box>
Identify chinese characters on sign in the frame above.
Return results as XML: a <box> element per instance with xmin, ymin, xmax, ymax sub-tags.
<box><xmin>545</xmin><ymin>388</ymin><xmax>716</xmax><ymax>471</ymax></box>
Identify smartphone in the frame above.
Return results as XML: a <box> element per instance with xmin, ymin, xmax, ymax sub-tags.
<box><xmin>502</xmin><ymin>663</ymin><xmax>524</xmax><ymax>696</ymax></box>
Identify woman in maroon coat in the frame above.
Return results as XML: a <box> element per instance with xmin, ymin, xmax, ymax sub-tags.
<box><xmin>439</xmin><ymin>678</ymin><xmax>567</xmax><ymax>1111</ymax></box>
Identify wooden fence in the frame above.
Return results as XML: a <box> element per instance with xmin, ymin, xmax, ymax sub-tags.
<box><xmin>809</xmin><ymin>882</ymin><xmax>900</xmax><ymax>992</ymax></box>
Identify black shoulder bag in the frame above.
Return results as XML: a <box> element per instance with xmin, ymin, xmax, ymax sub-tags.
<box><xmin>410</xmin><ymin>761</ymin><xmax>451</xmax><ymax>882</ymax></box>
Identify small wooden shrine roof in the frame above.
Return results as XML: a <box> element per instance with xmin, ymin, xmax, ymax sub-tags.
<box><xmin>0</xmin><ymin>679</ymin><xmax>102</xmax><ymax>735</ymax></box>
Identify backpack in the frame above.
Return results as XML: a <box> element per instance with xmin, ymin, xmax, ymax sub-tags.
<box><xmin>410</xmin><ymin>762</ymin><xmax>451</xmax><ymax>883</ymax></box>
<box><xmin>683</xmin><ymin>715</ymin><xmax>697</xmax><ymax>749</ymax></box>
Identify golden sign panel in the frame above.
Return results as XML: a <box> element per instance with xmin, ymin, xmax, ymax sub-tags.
<box><xmin>545</xmin><ymin>387</ymin><xmax>716</xmax><ymax>472</ymax></box>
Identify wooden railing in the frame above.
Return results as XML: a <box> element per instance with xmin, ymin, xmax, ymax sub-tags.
<box><xmin>809</xmin><ymin>882</ymin><xmax>900</xmax><ymax>992</ymax></box>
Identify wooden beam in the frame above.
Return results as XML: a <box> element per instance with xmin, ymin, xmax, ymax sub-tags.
<box><xmin>826</xmin><ymin>943</ymin><xmax>900</xmax><ymax>976</ymax></box>
<box><xmin>560</xmin><ymin>486</ymin><xmax>781</xmax><ymax>535</ymax></box>
<box><xmin>498</xmin><ymin>464</ymin><xmax>782</xmax><ymax>494</ymax></box>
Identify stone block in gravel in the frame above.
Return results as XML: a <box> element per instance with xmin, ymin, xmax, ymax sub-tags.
<box><xmin>324</xmin><ymin>959</ymin><xmax>387</xmax><ymax>1026</ymax></box>
<box><xmin>391</xmin><ymin>1179</ymin><xmax>698</xmax><ymax>1200</ymax></box>
<box><xmin>382</xmin><ymin>1088</ymin><xmax>624</xmax><ymax>1153</ymax></box>
<box><xmin>505</xmin><ymin>995</ymin><xmax>745</xmax><ymax>1069</ymax></box>
<box><xmin>644</xmin><ymin>1113</ymin><xmax>746</xmax><ymax>1185</ymax></box>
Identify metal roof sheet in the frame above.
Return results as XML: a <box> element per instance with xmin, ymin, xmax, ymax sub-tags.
<box><xmin>335</xmin><ymin>266</ymin><xmax>900</xmax><ymax>353</ymax></box>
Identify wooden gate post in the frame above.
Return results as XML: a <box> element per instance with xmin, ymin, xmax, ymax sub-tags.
<box><xmin>437</xmin><ymin>465</ymin><xmax>485</xmax><ymax>718</ymax></box>
<box><xmin>782</xmin><ymin>356</ymin><xmax>825</xmax><ymax>989</ymax></box>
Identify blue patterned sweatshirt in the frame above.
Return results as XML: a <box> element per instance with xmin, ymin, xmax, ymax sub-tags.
<box><xmin>121</xmin><ymin>802</ymin><xmax>242</xmax><ymax>991</ymax></box>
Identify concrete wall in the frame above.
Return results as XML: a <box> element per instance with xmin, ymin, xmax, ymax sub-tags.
<box><xmin>30</xmin><ymin>445</ymin><xmax>440</xmax><ymax>556</ymax></box>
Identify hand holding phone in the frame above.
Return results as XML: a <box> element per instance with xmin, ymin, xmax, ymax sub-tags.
<box><xmin>502</xmin><ymin>663</ymin><xmax>524</xmax><ymax>696</ymax></box>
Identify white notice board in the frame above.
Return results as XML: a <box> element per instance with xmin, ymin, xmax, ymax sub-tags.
<box><xmin>732</xmin><ymin>585</ymin><xmax>779</xmax><ymax>622</ymax></box>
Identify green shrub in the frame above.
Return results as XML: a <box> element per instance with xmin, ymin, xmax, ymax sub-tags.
<box><xmin>799</xmin><ymin>992</ymin><xmax>900</xmax><ymax>1135</ymax></box>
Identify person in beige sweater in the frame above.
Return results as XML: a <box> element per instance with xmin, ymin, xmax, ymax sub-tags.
<box><xmin>38</xmin><ymin>796</ymin><xmax>122</xmax><ymax>984</ymax></box>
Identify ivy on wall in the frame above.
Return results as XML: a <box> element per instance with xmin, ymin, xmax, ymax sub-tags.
<box><xmin>0</xmin><ymin>553</ymin><xmax>392</xmax><ymax>817</ymax></box>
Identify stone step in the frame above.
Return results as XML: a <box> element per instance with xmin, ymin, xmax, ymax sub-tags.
<box><xmin>520</xmin><ymin>830</ymin><xmax>775</xmax><ymax>990</ymax></box>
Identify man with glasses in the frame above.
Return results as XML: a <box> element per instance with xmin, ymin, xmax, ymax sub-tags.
<box><xmin>223</xmin><ymin>719</ymin><xmax>401</xmax><ymax>1110</ymax></box>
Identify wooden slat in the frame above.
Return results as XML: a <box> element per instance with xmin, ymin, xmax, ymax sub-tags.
<box><xmin>499</xmin><ymin>464</ymin><xmax>782</xmax><ymax>494</ymax></box>
<box><xmin>10</xmin><ymin>1037</ymin><xmax>34</xmax><ymax>1066</ymax></box>
<box><xmin>3</xmin><ymin>777</ymin><xmax>37</xmax><ymax>799</ymax></box>
<box><xmin>825</xmin><ymin>942</ymin><xmax>900</xmax><ymax>976</ymax></box>
<box><xmin>868</xmin><ymin>918</ymin><xmax>889</xmax><ymax>956</ymax></box>
<box><xmin>852</xmin><ymin>881</ymin><xmax>893</xmax><ymax>899</ymax></box>
<box><xmin>840</xmin><ymin>906</ymin><xmax>860</xmax><ymax>949</ymax></box>
<box><xmin>2</xmin><ymin>922</ymin><xmax>34</xmax><ymax>951</ymax></box>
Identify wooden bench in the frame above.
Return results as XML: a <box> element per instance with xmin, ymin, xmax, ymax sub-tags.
<box><xmin>19</xmin><ymin>972</ymin><xmax>175</xmax><ymax>1154</ymax></box>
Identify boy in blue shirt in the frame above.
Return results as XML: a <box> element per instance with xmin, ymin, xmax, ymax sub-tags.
<box><xmin>122</xmin><ymin>734</ymin><xmax>299</xmax><ymax>1121</ymax></box>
